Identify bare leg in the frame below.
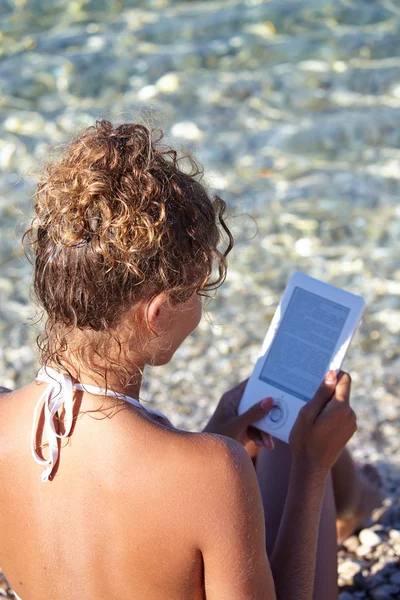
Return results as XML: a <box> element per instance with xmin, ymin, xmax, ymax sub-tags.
<box><xmin>332</xmin><ymin>448</ymin><xmax>383</xmax><ymax>544</ymax></box>
<box><xmin>256</xmin><ymin>439</ymin><xmax>338</xmax><ymax>600</ymax></box>
<box><xmin>250</xmin><ymin>441</ymin><xmax>384</xmax><ymax>544</ymax></box>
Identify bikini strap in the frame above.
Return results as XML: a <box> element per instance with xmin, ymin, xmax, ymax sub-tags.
<box><xmin>32</xmin><ymin>366</ymin><xmax>170</xmax><ymax>482</ymax></box>
<box><xmin>32</xmin><ymin>367</ymin><xmax>75</xmax><ymax>483</ymax></box>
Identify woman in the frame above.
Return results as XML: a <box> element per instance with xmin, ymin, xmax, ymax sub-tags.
<box><xmin>0</xmin><ymin>121</ymin><xmax>381</xmax><ymax>600</ymax></box>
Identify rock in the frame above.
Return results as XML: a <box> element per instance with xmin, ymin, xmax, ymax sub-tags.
<box><xmin>294</xmin><ymin>237</ymin><xmax>317</xmax><ymax>257</ymax></box>
<box><xmin>339</xmin><ymin>592</ymin><xmax>354</xmax><ymax>600</ymax></box>
<box><xmin>171</xmin><ymin>121</ymin><xmax>203</xmax><ymax>140</ymax></box>
<box><xmin>356</xmin><ymin>545</ymin><xmax>372</xmax><ymax>558</ymax></box>
<box><xmin>359</xmin><ymin>529</ymin><xmax>382</xmax><ymax>549</ymax></box>
<box><xmin>338</xmin><ymin>558</ymin><xmax>363</xmax><ymax>582</ymax></box>
<box><xmin>343</xmin><ymin>535</ymin><xmax>361</xmax><ymax>553</ymax></box>
<box><xmin>371</xmin><ymin>524</ymin><xmax>388</xmax><ymax>534</ymax></box>
<box><xmin>353</xmin><ymin>571</ymin><xmax>369</xmax><ymax>589</ymax></box>
<box><xmin>156</xmin><ymin>72</ymin><xmax>180</xmax><ymax>93</ymax></box>
<box><xmin>137</xmin><ymin>85</ymin><xmax>158</xmax><ymax>100</ymax></box>
<box><xmin>367</xmin><ymin>575</ymin><xmax>388</xmax><ymax>591</ymax></box>
<box><xmin>3</xmin><ymin>111</ymin><xmax>46</xmax><ymax>136</ymax></box>
<box><xmin>370</xmin><ymin>584</ymin><xmax>399</xmax><ymax>599</ymax></box>
<box><xmin>389</xmin><ymin>529</ymin><xmax>400</xmax><ymax>542</ymax></box>
<box><xmin>389</xmin><ymin>570</ymin><xmax>400</xmax><ymax>585</ymax></box>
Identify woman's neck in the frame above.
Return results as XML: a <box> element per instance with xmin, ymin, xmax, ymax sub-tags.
<box><xmin>49</xmin><ymin>358</ymin><xmax>144</xmax><ymax>401</ymax></box>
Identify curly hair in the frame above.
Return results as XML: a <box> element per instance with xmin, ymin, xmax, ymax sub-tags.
<box><xmin>23</xmin><ymin>120</ymin><xmax>233</xmax><ymax>388</ymax></box>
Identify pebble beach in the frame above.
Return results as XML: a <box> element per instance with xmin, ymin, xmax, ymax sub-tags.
<box><xmin>0</xmin><ymin>1</ymin><xmax>399</xmax><ymax>598</ymax></box>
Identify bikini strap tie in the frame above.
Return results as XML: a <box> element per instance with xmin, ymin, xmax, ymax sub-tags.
<box><xmin>32</xmin><ymin>367</ymin><xmax>74</xmax><ymax>483</ymax></box>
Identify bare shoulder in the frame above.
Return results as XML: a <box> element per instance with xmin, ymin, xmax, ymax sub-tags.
<box><xmin>161</xmin><ymin>427</ymin><xmax>255</xmax><ymax>480</ymax></box>
<box><xmin>191</xmin><ymin>431</ymin><xmax>262</xmax><ymax>506</ymax></box>
<box><xmin>188</xmin><ymin>431</ymin><xmax>255</xmax><ymax>490</ymax></box>
<box><xmin>123</xmin><ymin>422</ymin><xmax>257</xmax><ymax>515</ymax></box>
<box><xmin>168</xmin><ymin>430</ymin><xmax>263</xmax><ymax>536</ymax></box>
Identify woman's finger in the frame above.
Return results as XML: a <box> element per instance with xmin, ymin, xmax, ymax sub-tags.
<box><xmin>237</xmin><ymin>397</ymin><xmax>273</xmax><ymax>429</ymax></box>
<box><xmin>260</xmin><ymin>431</ymin><xmax>274</xmax><ymax>450</ymax></box>
<box><xmin>247</xmin><ymin>426</ymin><xmax>274</xmax><ymax>450</ymax></box>
<box><xmin>247</xmin><ymin>426</ymin><xmax>264</xmax><ymax>447</ymax></box>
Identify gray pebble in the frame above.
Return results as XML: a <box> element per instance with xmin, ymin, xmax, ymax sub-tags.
<box><xmin>370</xmin><ymin>584</ymin><xmax>399</xmax><ymax>600</ymax></box>
<box><xmin>353</xmin><ymin>571</ymin><xmax>368</xmax><ymax>589</ymax></box>
<box><xmin>389</xmin><ymin>571</ymin><xmax>400</xmax><ymax>585</ymax></box>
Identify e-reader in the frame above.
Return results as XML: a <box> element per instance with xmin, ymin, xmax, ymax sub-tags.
<box><xmin>238</xmin><ymin>272</ymin><xmax>365</xmax><ymax>443</ymax></box>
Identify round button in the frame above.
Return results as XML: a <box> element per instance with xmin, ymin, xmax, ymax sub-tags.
<box><xmin>269</xmin><ymin>406</ymin><xmax>283</xmax><ymax>423</ymax></box>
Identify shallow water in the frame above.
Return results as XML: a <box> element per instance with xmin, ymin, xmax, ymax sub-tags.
<box><xmin>0</xmin><ymin>0</ymin><xmax>399</xmax><ymax>480</ymax></box>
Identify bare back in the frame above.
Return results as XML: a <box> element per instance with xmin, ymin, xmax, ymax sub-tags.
<box><xmin>0</xmin><ymin>379</ymin><xmax>275</xmax><ymax>600</ymax></box>
<box><xmin>0</xmin><ymin>382</ymin><xmax>212</xmax><ymax>600</ymax></box>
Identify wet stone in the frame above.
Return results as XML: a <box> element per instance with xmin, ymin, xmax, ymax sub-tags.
<box><xmin>370</xmin><ymin>584</ymin><xmax>399</xmax><ymax>600</ymax></box>
<box><xmin>339</xmin><ymin>593</ymin><xmax>354</xmax><ymax>600</ymax></box>
<box><xmin>389</xmin><ymin>571</ymin><xmax>400</xmax><ymax>585</ymax></box>
<box><xmin>359</xmin><ymin>529</ymin><xmax>383</xmax><ymax>549</ymax></box>
<box><xmin>343</xmin><ymin>536</ymin><xmax>361</xmax><ymax>553</ymax></box>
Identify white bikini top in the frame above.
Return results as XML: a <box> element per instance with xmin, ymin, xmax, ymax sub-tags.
<box><xmin>32</xmin><ymin>366</ymin><xmax>171</xmax><ymax>483</ymax></box>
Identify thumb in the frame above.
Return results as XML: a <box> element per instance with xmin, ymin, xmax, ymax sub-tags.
<box><xmin>238</xmin><ymin>397</ymin><xmax>273</xmax><ymax>427</ymax></box>
<box><xmin>334</xmin><ymin>371</ymin><xmax>351</xmax><ymax>405</ymax></box>
<box><xmin>307</xmin><ymin>370</ymin><xmax>337</xmax><ymax>421</ymax></box>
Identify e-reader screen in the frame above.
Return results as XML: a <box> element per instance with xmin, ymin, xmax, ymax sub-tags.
<box><xmin>259</xmin><ymin>287</ymin><xmax>350</xmax><ymax>402</ymax></box>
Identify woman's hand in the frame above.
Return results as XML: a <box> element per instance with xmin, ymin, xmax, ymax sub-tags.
<box><xmin>290</xmin><ymin>370</ymin><xmax>357</xmax><ymax>474</ymax></box>
<box><xmin>203</xmin><ymin>380</ymin><xmax>275</xmax><ymax>451</ymax></box>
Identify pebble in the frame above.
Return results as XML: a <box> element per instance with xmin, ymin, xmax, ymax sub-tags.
<box><xmin>156</xmin><ymin>72</ymin><xmax>180</xmax><ymax>93</ymax></box>
<box><xmin>338</xmin><ymin>559</ymin><xmax>363</xmax><ymax>581</ymax></box>
<box><xmin>356</xmin><ymin>545</ymin><xmax>372</xmax><ymax>558</ymax></box>
<box><xmin>171</xmin><ymin>121</ymin><xmax>203</xmax><ymax>140</ymax></box>
<box><xmin>359</xmin><ymin>529</ymin><xmax>382</xmax><ymax>549</ymax></box>
<box><xmin>389</xmin><ymin>530</ymin><xmax>400</xmax><ymax>542</ymax></box>
<box><xmin>389</xmin><ymin>571</ymin><xmax>400</xmax><ymax>585</ymax></box>
<box><xmin>367</xmin><ymin>575</ymin><xmax>387</xmax><ymax>591</ymax></box>
<box><xmin>370</xmin><ymin>584</ymin><xmax>399</xmax><ymax>600</ymax></box>
<box><xmin>343</xmin><ymin>535</ymin><xmax>361</xmax><ymax>553</ymax></box>
<box><xmin>137</xmin><ymin>85</ymin><xmax>158</xmax><ymax>100</ymax></box>
<box><xmin>3</xmin><ymin>111</ymin><xmax>46</xmax><ymax>136</ymax></box>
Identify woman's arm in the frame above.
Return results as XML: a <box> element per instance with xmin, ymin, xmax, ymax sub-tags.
<box><xmin>198</xmin><ymin>437</ymin><xmax>328</xmax><ymax>600</ymax></box>
<box><xmin>202</xmin><ymin>371</ymin><xmax>356</xmax><ymax>600</ymax></box>
<box><xmin>267</xmin><ymin>372</ymin><xmax>356</xmax><ymax>599</ymax></box>
<box><xmin>268</xmin><ymin>458</ymin><xmax>328</xmax><ymax>599</ymax></box>
<box><xmin>198</xmin><ymin>435</ymin><xmax>276</xmax><ymax>600</ymax></box>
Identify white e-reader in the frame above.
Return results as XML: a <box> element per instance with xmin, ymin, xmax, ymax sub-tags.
<box><xmin>238</xmin><ymin>272</ymin><xmax>365</xmax><ymax>443</ymax></box>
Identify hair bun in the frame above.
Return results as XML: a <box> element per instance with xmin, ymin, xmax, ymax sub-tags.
<box><xmin>23</xmin><ymin>119</ymin><xmax>232</xmax><ymax>387</ymax></box>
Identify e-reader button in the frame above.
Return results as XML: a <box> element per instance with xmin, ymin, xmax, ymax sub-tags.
<box><xmin>269</xmin><ymin>405</ymin><xmax>283</xmax><ymax>423</ymax></box>
<box><xmin>265</xmin><ymin>399</ymin><xmax>288</xmax><ymax>430</ymax></box>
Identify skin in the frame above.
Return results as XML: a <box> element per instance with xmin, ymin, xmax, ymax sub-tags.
<box><xmin>0</xmin><ymin>292</ymin><xmax>358</xmax><ymax>600</ymax></box>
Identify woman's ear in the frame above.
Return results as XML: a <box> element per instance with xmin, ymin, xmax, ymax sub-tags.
<box><xmin>145</xmin><ymin>293</ymin><xmax>171</xmax><ymax>335</ymax></box>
